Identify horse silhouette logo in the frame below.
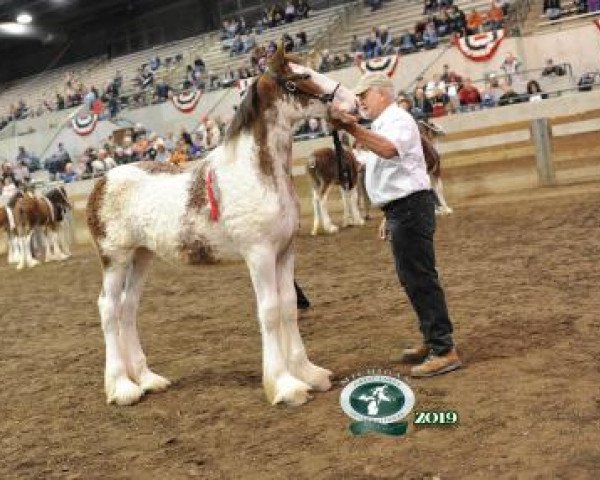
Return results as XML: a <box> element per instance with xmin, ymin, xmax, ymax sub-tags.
<box><xmin>340</xmin><ymin>374</ymin><xmax>415</xmax><ymax>436</ymax></box>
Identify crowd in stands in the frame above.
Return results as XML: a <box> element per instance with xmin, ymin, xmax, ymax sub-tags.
<box><xmin>347</xmin><ymin>0</ymin><xmax>507</xmax><ymax>62</ymax></box>
<box><xmin>544</xmin><ymin>0</ymin><xmax>599</xmax><ymax>21</ymax></box>
<box><xmin>392</xmin><ymin>53</ymin><xmax>566</xmax><ymax>120</ymax></box>
<box><xmin>0</xmin><ymin>117</ymin><xmax>228</xmax><ymax>192</ymax></box>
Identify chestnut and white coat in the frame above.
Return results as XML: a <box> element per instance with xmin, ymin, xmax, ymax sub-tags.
<box><xmin>86</xmin><ymin>47</ymin><xmax>358</xmax><ymax>407</ymax></box>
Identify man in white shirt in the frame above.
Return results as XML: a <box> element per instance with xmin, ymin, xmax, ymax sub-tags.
<box><xmin>329</xmin><ymin>73</ymin><xmax>461</xmax><ymax>377</ymax></box>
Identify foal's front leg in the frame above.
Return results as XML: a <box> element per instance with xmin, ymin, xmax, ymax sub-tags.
<box><xmin>99</xmin><ymin>264</ymin><xmax>144</xmax><ymax>405</ymax></box>
<box><xmin>277</xmin><ymin>248</ymin><xmax>332</xmax><ymax>393</ymax></box>
<box><xmin>246</xmin><ymin>247</ymin><xmax>311</xmax><ymax>406</ymax></box>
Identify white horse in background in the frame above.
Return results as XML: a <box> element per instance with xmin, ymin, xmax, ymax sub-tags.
<box><xmin>86</xmin><ymin>45</ymin><xmax>358</xmax><ymax>407</ymax></box>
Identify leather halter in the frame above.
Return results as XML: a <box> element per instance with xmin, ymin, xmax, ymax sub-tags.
<box><xmin>267</xmin><ymin>71</ymin><xmax>341</xmax><ymax>104</ymax></box>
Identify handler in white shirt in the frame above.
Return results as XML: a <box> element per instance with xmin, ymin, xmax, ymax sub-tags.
<box><xmin>329</xmin><ymin>73</ymin><xmax>461</xmax><ymax>377</ymax></box>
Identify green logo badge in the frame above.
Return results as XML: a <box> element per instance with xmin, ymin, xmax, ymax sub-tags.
<box><xmin>340</xmin><ymin>373</ymin><xmax>415</xmax><ymax>436</ymax></box>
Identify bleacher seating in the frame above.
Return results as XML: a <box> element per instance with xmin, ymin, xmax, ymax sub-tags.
<box><xmin>327</xmin><ymin>0</ymin><xmax>493</xmax><ymax>57</ymax></box>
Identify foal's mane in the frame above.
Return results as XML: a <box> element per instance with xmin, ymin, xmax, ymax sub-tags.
<box><xmin>226</xmin><ymin>79</ymin><xmax>261</xmax><ymax>140</ymax></box>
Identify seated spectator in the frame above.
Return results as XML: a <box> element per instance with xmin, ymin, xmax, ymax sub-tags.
<box><xmin>16</xmin><ymin>146</ymin><xmax>35</xmax><ymax>169</ymax></box>
<box><xmin>56</xmin><ymin>93</ymin><xmax>65</xmax><ymax>110</ymax></box>
<box><xmin>577</xmin><ymin>72</ymin><xmax>596</xmax><ymax>92</ymax></box>
<box><xmin>114</xmin><ymin>147</ymin><xmax>129</xmax><ymax>165</ymax></box>
<box><xmin>411</xmin><ymin>88</ymin><xmax>434</xmax><ymax>119</ymax></box>
<box><xmin>430</xmin><ymin>88</ymin><xmax>448</xmax><ymax>117</ymax></box>
<box><xmin>12</xmin><ymin>160</ymin><xmax>30</xmax><ymax>187</ymax></box>
<box><xmin>307</xmin><ymin>117</ymin><xmax>322</xmax><ymax>136</ymax></box>
<box><xmin>399</xmin><ymin>31</ymin><xmax>418</xmax><ymax>54</ymax></box>
<box><xmin>230</xmin><ymin>34</ymin><xmax>245</xmax><ymax>56</ymax></box>
<box><xmin>1</xmin><ymin>177</ymin><xmax>17</xmax><ymax>198</ymax></box>
<box><xmin>243</xmin><ymin>33</ymin><xmax>256</xmax><ymax>52</ymax></box>
<box><xmin>423</xmin><ymin>0</ymin><xmax>438</xmax><ymax>14</ymax></box>
<box><xmin>480</xmin><ymin>77</ymin><xmax>503</xmax><ymax>107</ymax></box>
<box><xmin>318</xmin><ymin>50</ymin><xmax>334</xmax><ymax>72</ymax></box>
<box><xmin>497</xmin><ymin>81</ymin><xmax>524</xmax><ymax>106</ymax></box>
<box><xmin>362</xmin><ymin>31</ymin><xmax>378</xmax><ymax>58</ymax></box>
<box><xmin>440</xmin><ymin>0</ymin><xmax>454</xmax><ymax>7</ymax></box>
<box><xmin>194</xmin><ymin>57</ymin><xmax>206</xmax><ymax>74</ymax></box>
<box><xmin>437</xmin><ymin>10</ymin><xmax>452</xmax><ymax>36</ymax></box>
<box><xmin>466</xmin><ymin>9</ymin><xmax>484</xmax><ymax>34</ymax></box>
<box><xmin>493</xmin><ymin>0</ymin><xmax>510</xmax><ymax>15</ymax></box>
<box><xmin>152</xmin><ymin>139</ymin><xmax>168</xmax><ymax>162</ymax></box>
<box><xmin>485</xmin><ymin>2</ymin><xmax>504</xmax><ymax>30</ymax></box>
<box><xmin>367</xmin><ymin>0</ymin><xmax>383</xmax><ymax>12</ymax></box>
<box><xmin>449</xmin><ymin>6</ymin><xmax>467</xmax><ymax>35</ymax></box>
<box><xmin>155</xmin><ymin>79</ymin><xmax>170</xmax><ymax>102</ymax></box>
<box><xmin>543</xmin><ymin>0</ymin><xmax>561</xmax><ymax>19</ymax></box>
<box><xmin>526</xmin><ymin>80</ymin><xmax>548</xmax><ymax>101</ymax></box>
<box><xmin>295</xmin><ymin>31</ymin><xmax>307</xmax><ymax>49</ymax></box>
<box><xmin>296</xmin><ymin>0</ymin><xmax>310</xmax><ymax>18</ymax></box>
<box><xmin>285</xmin><ymin>1</ymin><xmax>296</xmax><ymax>22</ymax></box>
<box><xmin>423</xmin><ymin>20</ymin><xmax>439</xmax><ymax>48</ymax></box>
<box><xmin>541</xmin><ymin>58</ymin><xmax>566</xmax><ymax>76</ymax></box>
<box><xmin>204</xmin><ymin>120</ymin><xmax>221</xmax><ymax>150</ymax></box>
<box><xmin>283</xmin><ymin>33</ymin><xmax>295</xmax><ymax>52</ymax></box>
<box><xmin>170</xmin><ymin>140</ymin><xmax>189</xmax><ymax>165</ymax></box>
<box><xmin>149</xmin><ymin>55</ymin><xmax>161</xmax><ymax>71</ymax></box>
<box><xmin>269</xmin><ymin>4</ymin><xmax>284</xmax><ymax>26</ymax></box>
<box><xmin>45</xmin><ymin>143</ymin><xmax>71</xmax><ymax>180</ymax></box>
<box><xmin>459</xmin><ymin>78</ymin><xmax>482</xmax><ymax>110</ymax></box>
<box><xmin>499</xmin><ymin>52</ymin><xmax>522</xmax><ymax>84</ymax></box>
<box><xmin>350</xmin><ymin>34</ymin><xmax>363</xmax><ymax>55</ymax></box>
<box><xmin>60</xmin><ymin>162</ymin><xmax>80</xmax><ymax>183</ymax></box>
<box><xmin>377</xmin><ymin>25</ymin><xmax>394</xmax><ymax>56</ymax></box>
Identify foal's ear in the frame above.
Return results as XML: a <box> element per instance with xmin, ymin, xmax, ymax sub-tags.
<box><xmin>268</xmin><ymin>41</ymin><xmax>286</xmax><ymax>73</ymax></box>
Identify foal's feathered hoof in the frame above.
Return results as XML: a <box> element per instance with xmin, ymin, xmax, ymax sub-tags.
<box><xmin>139</xmin><ymin>370</ymin><xmax>171</xmax><ymax>393</ymax></box>
<box><xmin>325</xmin><ymin>225</ymin><xmax>339</xmax><ymax>234</ymax></box>
<box><xmin>297</xmin><ymin>363</ymin><xmax>332</xmax><ymax>392</ymax></box>
<box><xmin>107</xmin><ymin>377</ymin><xmax>144</xmax><ymax>406</ymax></box>
<box><xmin>270</xmin><ymin>374</ymin><xmax>312</xmax><ymax>406</ymax></box>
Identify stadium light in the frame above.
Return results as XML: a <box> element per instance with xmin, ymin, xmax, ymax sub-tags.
<box><xmin>16</xmin><ymin>12</ymin><xmax>33</xmax><ymax>24</ymax></box>
<box><xmin>0</xmin><ymin>22</ymin><xmax>29</xmax><ymax>35</ymax></box>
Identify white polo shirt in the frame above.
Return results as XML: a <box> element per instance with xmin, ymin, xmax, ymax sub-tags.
<box><xmin>362</xmin><ymin>103</ymin><xmax>431</xmax><ymax>207</ymax></box>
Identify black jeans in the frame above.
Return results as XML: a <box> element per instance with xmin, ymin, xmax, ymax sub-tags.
<box><xmin>383</xmin><ymin>190</ymin><xmax>454</xmax><ymax>355</ymax></box>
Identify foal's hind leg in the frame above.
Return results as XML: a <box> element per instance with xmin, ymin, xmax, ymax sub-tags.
<box><xmin>99</xmin><ymin>256</ymin><xmax>144</xmax><ymax>405</ymax></box>
<box><xmin>120</xmin><ymin>248</ymin><xmax>170</xmax><ymax>395</ymax></box>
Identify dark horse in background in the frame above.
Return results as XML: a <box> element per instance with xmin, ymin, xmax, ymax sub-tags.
<box><xmin>12</xmin><ymin>186</ymin><xmax>73</xmax><ymax>269</ymax></box>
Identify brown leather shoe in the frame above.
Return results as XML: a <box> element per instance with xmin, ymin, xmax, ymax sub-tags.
<box><xmin>400</xmin><ymin>345</ymin><xmax>430</xmax><ymax>364</ymax></box>
<box><xmin>410</xmin><ymin>348</ymin><xmax>462</xmax><ymax>378</ymax></box>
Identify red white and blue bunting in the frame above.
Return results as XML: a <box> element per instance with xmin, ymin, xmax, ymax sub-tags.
<box><xmin>235</xmin><ymin>77</ymin><xmax>257</xmax><ymax>99</ymax></box>
<box><xmin>357</xmin><ymin>54</ymin><xmax>399</xmax><ymax>77</ymax></box>
<box><xmin>172</xmin><ymin>89</ymin><xmax>202</xmax><ymax>113</ymax></box>
<box><xmin>71</xmin><ymin>112</ymin><xmax>98</xmax><ymax>136</ymax></box>
<box><xmin>454</xmin><ymin>29</ymin><xmax>505</xmax><ymax>62</ymax></box>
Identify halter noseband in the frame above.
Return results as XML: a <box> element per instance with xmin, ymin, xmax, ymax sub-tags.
<box><xmin>267</xmin><ymin>71</ymin><xmax>341</xmax><ymax>104</ymax></box>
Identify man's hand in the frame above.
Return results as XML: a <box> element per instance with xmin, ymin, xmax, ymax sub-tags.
<box><xmin>327</xmin><ymin>105</ymin><xmax>358</xmax><ymax>131</ymax></box>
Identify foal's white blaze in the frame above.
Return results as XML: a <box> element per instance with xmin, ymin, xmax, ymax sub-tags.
<box><xmin>288</xmin><ymin>62</ymin><xmax>358</xmax><ymax>112</ymax></box>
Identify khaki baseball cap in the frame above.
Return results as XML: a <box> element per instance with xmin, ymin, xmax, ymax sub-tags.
<box><xmin>353</xmin><ymin>73</ymin><xmax>395</xmax><ymax>95</ymax></box>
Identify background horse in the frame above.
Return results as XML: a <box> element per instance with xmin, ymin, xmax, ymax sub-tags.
<box><xmin>1</xmin><ymin>191</ymin><xmax>23</xmax><ymax>264</ymax></box>
<box><xmin>13</xmin><ymin>186</ymin><xmax>72</xmax><ymax>269</ymax></box>
<box><xmin>307</xmin><ymin>138</ymin><xmax>366</xmax><ymax>235</ymax></box>
<box><xmin>419</xmin><ymin>120</ymin><xmax>453</xmax><ymax>215</ymax></box>
<box><xmin>86</xmin><ymin>44</ymin><xmax>358</xmax><ymax>407</ymax></box>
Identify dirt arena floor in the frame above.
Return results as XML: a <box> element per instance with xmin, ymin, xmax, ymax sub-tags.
<box><xmin>1</xmin><ymin>184</ymin><xmax>599</xmax><ymax>479</ymax></box>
